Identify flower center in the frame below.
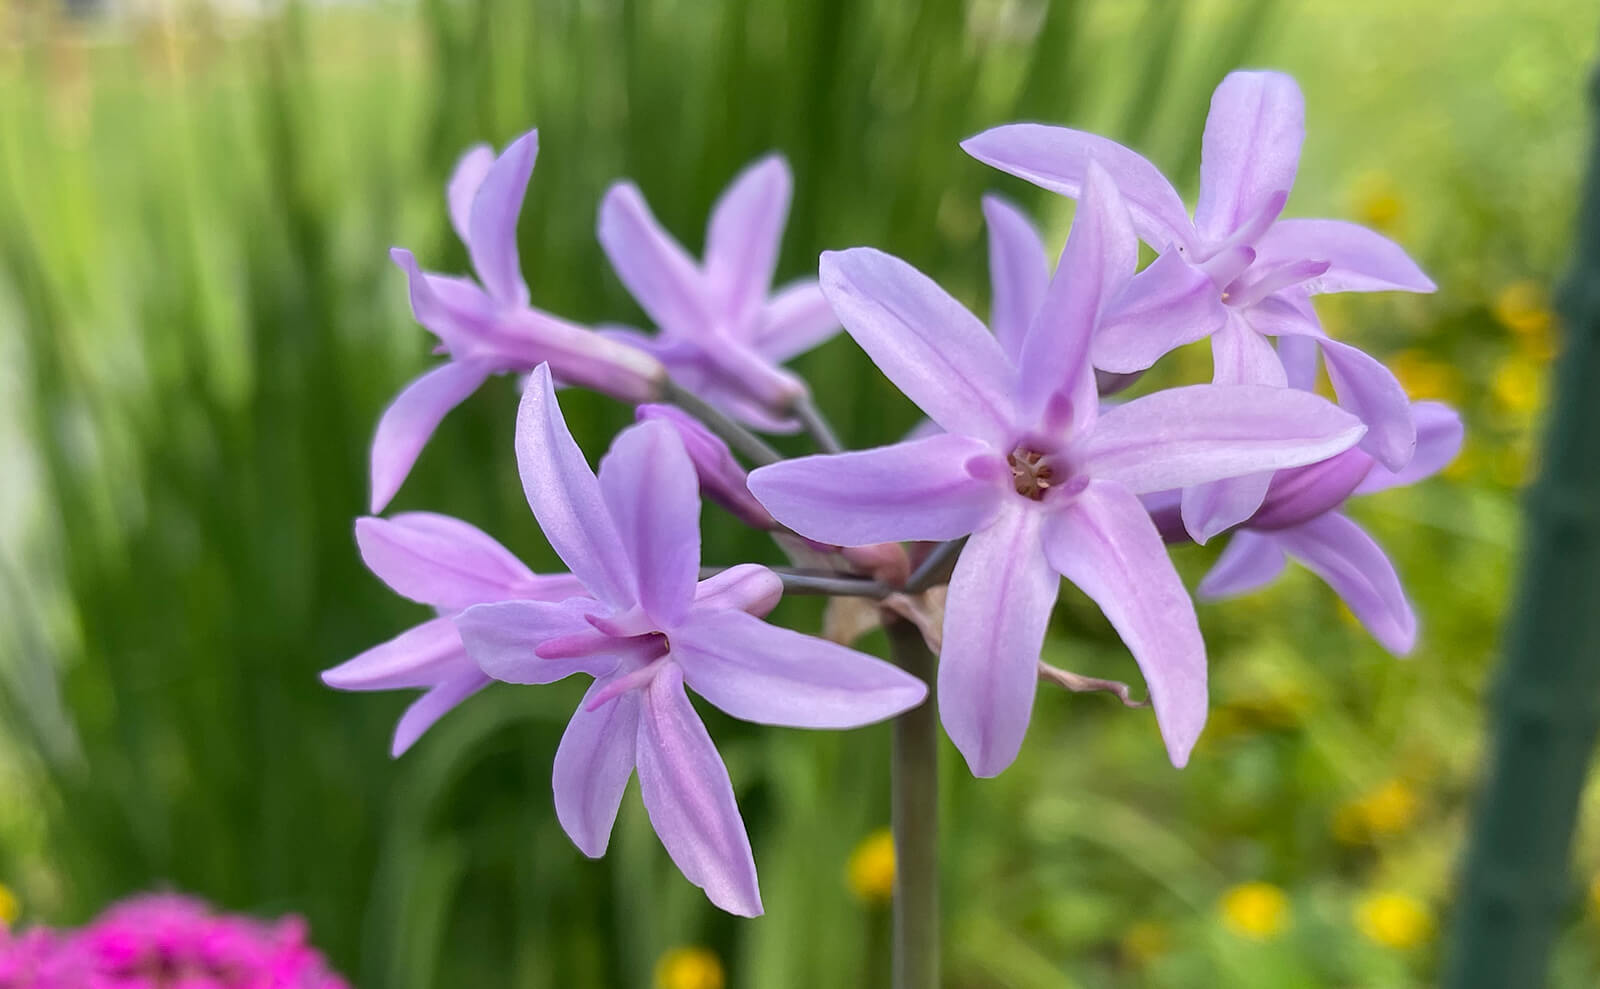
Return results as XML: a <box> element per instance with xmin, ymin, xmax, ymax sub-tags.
<box><xmin>1008</xmin><ymin>448</ymin><xmax>1055</xmax><ymax>500</ymax></box>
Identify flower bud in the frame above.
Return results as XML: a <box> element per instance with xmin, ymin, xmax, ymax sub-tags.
<box><xmin>636</xmin><ymin>404</ymin><xmax>777</xmax><ymax>529</ymax></box>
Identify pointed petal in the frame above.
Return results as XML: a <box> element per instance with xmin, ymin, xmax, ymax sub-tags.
<box><xmin>322</xmin><ymin>617</ymin><xmax>468</xmax><ymax>691</ymax></box>
<box><xmin>553</xmin><ymin>680</ymin><xmax>641</xmax><ymax>857</ymax></box>
<box><xmin>599</xmin><ymin>182</ymin><xmax>712</xmax><ymax>338</ymax></box>
<box><xmin>389</xmin><ymin>247</ymin><xmax>500</xmax><ymax>356</ymax></box>
<box><xmin>1255</xmin><ymin>219</ymin><xmax>1436</xmax><ymax>294</ymax></box>
<box><xmin>752</xmin><ymin>280</ymin><xmax>841</xmax><ymax>363</ymax></box>
<box><xmin>1095</xmin><ymin>251</ymin><xmax>1227</xmax><ymax>373</ymax></box>
<box><xmin>1017</xmin><ymin>162</ymin><xmax>1134</xmax><ymax>425</ymax></box>
<box><xmin>937</xmin><ymin>503</ymin><xmax>1057</xmax><ymax>778</ymax></box>
<box><xmin>467</xmin><ymin>130</ymin><xmax>538</xmax><ymax>307</ymax></box>
<box><xmin>1274</xmin><ymin>513</ymin><xmax>1417</xmax><ymax>655</ymax></box>
<box><xmin>392</xmin><ymin>671</ymin><xmax>491</xmax><ymax>757</ymax></box>
<box><xmin>516</xmin><ymin>365</ymin><xmax>638</xmax><ymax>606</ymax></box>
<box><xmin>370</xmin><ymin>360</ymin><xmax>493</xmax><ymax>513</ymax></box>
<box><xmin>636</xmin><ymin>666</ymin><xmax>763</xmax><ymax>916</ymax></box>
<box><xmin>1044</xmin><ymin>481</ymin><xmax>1206</xmax><ymax>766</ymax></box>
<box><xmin>981</xmin><ymin>194</ymin><xmax>1050</xmax><ymax>360</ymax></box>
<box><xmin>446</xmin><ymin>144</ymin><xmax>496</xmax><ymax>248</ymax></box>
<box><xmin>596</xmin><ymin>421</ymin><xmax>702</xmax><ymax>627</ymax></box>
<box><xmin>819</xmin><ymin>248</ymin><xmax>1017</xmax><ymax>442</ymax></box>
<box><xmin>1193</xmin><ymin>71</ymin><xmax>1304</xmax><ymax>244</ymax></box>
<box><xmin>1082</xmin><ymin>384</ymin><xmax>1366</xmax><ymax>495</ymax></box>
<box><xmin>1197</xmin><ymin>530</ymin><xmax>1288</xmax><ymax>598</ymax></box>
<box><xmin>1355</xmin><ymin>401</ymin><xmax>1464</xmax><ymax>494</ymax></box>
<box><xmin>673</xmin><ymin>609</ymin><xmax>926</xmax><ymax>728</ymax></box>
<box><xmin>693</xmin><ymin>564</ymin><xmax>784</xmax><ymax>619</ymax></box>
<box><xmin>454</xmin><ymin>599</ymin><xmax>613</xmax><ymax>684</ymax></box>
<box><xmin>636</xmin><ymin>404</ymin><xmax>775</xmax><ymax>529</ymax></box>
<box><xmin>747</xmin><ymin>434</ymin><xmax>1005</xmax><ymax>546</ymax></box>
<box><xmin>961</xmin><ymin>123</ymin><xmax>1193</xmax><ymax>249</ymax></box>
<box><xmin>705</xmin><ymin>154</ymin><xmax>791</xmax><ymax>323</ymax></box>
<box><xmin>1319</xmin><ymin>338</ymin><xmax>1417</xmax><ymax>471</ymax></box>
<box><xmin>355</xmin><ymin>513</ymin><xmax>538</xmax><ymax>610</ymax></box>
<box><xmin>1277</xmin><ymin>330</ymin><xmax>1321</xmax><ymax>391</ymax></box>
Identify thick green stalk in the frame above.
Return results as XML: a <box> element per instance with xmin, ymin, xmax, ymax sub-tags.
<box><xmin>1441</xmin><ymin>66</ymin><xmax>1600</xmax><ymax>989</ymax></box>
<box><xmin>885</xmin><ymin>618</ymin><xmax>940</xmax><ymax>989</ymax></box>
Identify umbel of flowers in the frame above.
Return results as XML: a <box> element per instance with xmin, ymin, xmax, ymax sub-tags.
<box><xmin>326</xmin><ymin>69</ymin><xmax>1458</xmax><ymax>926</ymax></box>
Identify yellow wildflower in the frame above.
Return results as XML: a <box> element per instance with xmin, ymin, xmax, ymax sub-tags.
<box><xmin>847</xmin><ymin>827</ymin><xmax>896</xmax><ymax>904</ymax></box>
<box><xmin>0</xmin><ymin>883</ymin><xmax>16</xmax><ymax>926</ymax></box>
<box><xmin>1493</xmin><ymin>280</ymin><xmax>1555</xmax><ymax>357</ymax></box>
<box><xmin>1220</xmin><ymin>882</ymin><xmax>1290</xmax><ymax>941</ymax></box>
<box><xmin>1387</xmin><ymin>349</ymin><xmax>1461</xmax><ymax>404</ymax></box>
<box><xmin>1350</xmin><ymin>172</ymin><xmax>1405</xmax><ymax>233</ymax></box>
<box><xmin>1121</xmin><ymin>920</ymin><xmax>1170</xmax><ymax>963</ymax></box>
<box><xmin>1490</xmin><ymin>355</ymin><xmax>1544</xmax><ymax>417</ymax></box>
<box><xmin>1333</xmin><ymin>779</ymin><xmax>1420</xmax><ymax>844</ymax></box>
<box><xmin>654</xmin><ymin>946</ymin><xmax>725</xmax><ymax>989</ymax></box>
<box><xmin>1355</xmin><ymin>891</ymin><xmax>1434</xmax><ymax>949</ymax></box>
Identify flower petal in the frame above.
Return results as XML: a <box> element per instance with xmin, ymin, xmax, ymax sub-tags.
<box><xmin>747</xmin><ymin>434</ymin><xmax>1005</xmax><ymax>546</ymax></box>
<box><xmin>598</xmin><ymin>182</ymin><xmax>713</xmax><ymax>338</ymax></box>
<box><xmin>1095</xmin><ymin>251</ymin><xmax>1227</xmax><ymax>373</ymax></box>
<box><xmin>636</xmin><ymin>404</ymin><xmax>775</xmax><ymax>529</ymax></box>
<box><xmin>961</xmin><ymin>123</ymin><xmax>1193</xmax><ymax>249</ymax></box>
<box><xmin>1355</xmin><ymin>401</ymin><xmax>1464</xmax><ymax>495</ymax></box>
<box><xmin>1044</xmin><ymin>480</ymin><xmax>1206</xmax><ymax>766</ymax></box>
<box><xmin>937</xmin><ymin>503</ymin><xmax>1058</xmax><ymax>778</ymax></box>
<box><xmin>1193</xmin><ymin>71</ymin><xmax>1304</xmax><ymax>244</ymax></box>
<box><xmin>322</xmin><ymin>617</ymin><xmax>467</xmax><ymax>692</ymax></box>
<box><xmin>1255</xmin><ymin>219</ymin><xmax>1436</xmax><ymax>293</ymax></box>
<box><xmin>819</xmin><ymin>248</ymin><xmax>1018</xmax><ymax>441</ymax></box>
<box><xmin>981</xmin><ymin>194</ymin><xmax>1050</xmax><ymax>360</ymax></box>
<box><xmin>1319</xmin><ymin>338</ymin><xmax>1417</xmax><ymax>471</ymax></box>
<box><xmin>1274</xmin><ymin>512</ymin><xmax>1417</xmax><ymax>655</ymax></box>
<box><xmin>1082</xmin><ymin>384</ymin><xmax>1366</xmax><ymax>495</ymax></box>
<box><xmin>446</xmin><ymin>144</ymin><xmax>496</xmax><ymax>248</ymax></box>
<box><xmin>355</xmin><ymin>513</ymin><xmax>539</xmax><ymax>610</ymax></box>
<box><xmin>553</xmin><ymin>680</ymin><xmax>641</xmax><ymax>857</ymax></box>
<box><xmin>1197</xmin><ymin>529</ymin><xmax>1289</xmax><ymax>598</ymax></box>
<box><xmin>392</xmin><ymin>671</ymin><xmax>491</xmax><ymax>757</ymax></box>
<box><xmin>705</xmin><ymin>154</ymin><xmax>791</xmax><ymax>325</ymax></box>
<box><xmin>692</xmin><ymin>564</ymin><xmax>784</xmax><ymax>619</ymax></box>
<box><xmin>752</xmin><ymin>280</ymin><xmax>841</xmax><ymax>363</ymax></box>
<box><xmin>454</xmin><ymin>599</ymin><xmax>613</xmax><ymax>685</ymax></box>
<box><xmin>516</xmin><ymin>365</ymin><xmax>638</xmax><ymax>606</ymax></box>
<box><xmin>596</xmin><ymin>421</ymin><xmax>702</xmax><ymax>627</ymax></box>
<box><xmin>672</xmin><ymin>609</ymin><xmax>926</xmax><ymax>728</ymax></box>
<box><xmin>635</xmin><ymin>665</ymin><xmax>763</xmax><ymax>916</ymax></box>
<box><xmin>467</xmin><ymin>129</ymin><xmax>538</xmax><ymax>308</ymax></box>
<box><xmin>1276</xmin><ymin>329</ymin><xmax>1321</xmax><ymax>391</ymax></box>
<box><xmin>370</xmin><ymin>360</ymin><xmax>494</xmax><ymax>513</ymax></box>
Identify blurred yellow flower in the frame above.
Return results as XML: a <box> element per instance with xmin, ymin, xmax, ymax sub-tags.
<box><xmin>654</xmin><ymin>946</ymin><xmax>725</xmax><ymax>989</ymax></box>
<box><xmin>1334</xmin><ymin>779</ymin><xmax>1421</xmax><ymax>844</ymax></box>
<box><xmin>1493</xmin><ymin>280</ymin><xmax>1555</xmax><ymax>357</ymax></box>
<box><xmin>1350</xmin><ymin>171</ymin><xmax>1405</xmax><ymax>233</ymax></box>
<box><xmin>1220</xmin><ymin>882</ymin><xmax>1290</xmax><ymax>941</ymax></box>
<box><xmin>1120</xmin><ymin>920</ymin><xmax>1170</xmax><ymax>963</ymax></box>
<box><xmin>1355</xmin><ymin>891</ymin><xmax>1434</xmax><ymax>950</ymax></box>
<box><xmin>0</xmin><ymin>883</ymin><xmax>17</xmax><ymax>926</ymax></box>
<box><xmin>1491</xmin><ymin>355</ymin><xmax>1545</xmax><ymax>418</ymax></box>
<box><xmin>1588</xmin><ymin>872</ymin><xmax>1600</xmax><ymax>915</ymax></box>
<box><xmin>847</xmin><ymin>827</ymin><xmax>896</xmax><ymax>904</ymax></box>
<box><xmin>1388</xmin><ymin>349</ymin><xmax>1462</xmax><ymax>404</ymax></box>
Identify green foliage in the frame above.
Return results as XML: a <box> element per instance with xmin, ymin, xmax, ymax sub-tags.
<box><xmin>0</xmin><ymin>1</ymin><xmax>1592</xmax><ymax>986</ymax></box>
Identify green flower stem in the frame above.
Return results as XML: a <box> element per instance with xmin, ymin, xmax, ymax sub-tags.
<box><xmin>885</xmin><ymin>617</ymin><xmax>940</xmax><ymax>989</ymax></box>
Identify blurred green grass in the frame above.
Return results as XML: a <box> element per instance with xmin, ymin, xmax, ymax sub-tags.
<box><xmin>0</xmin><ymin>0</ymin><xmax>1594</xmax><ymax>986</ymax></box>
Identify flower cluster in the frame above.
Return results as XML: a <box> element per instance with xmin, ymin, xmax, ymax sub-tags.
<box><xmin>0</xmin><ymin>893</ymin><xmax>347</xmax><ymax>988</ymax></box>
<box><xmin>327</xmin><ymin>68</ymin><xmax>1458</xmax><ymax>916</ymax></box>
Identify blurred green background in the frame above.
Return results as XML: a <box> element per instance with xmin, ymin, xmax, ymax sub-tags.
<box><xmin>0</xmin><ymin>0</ymin><xmax>1594</xmax><ymax>986</ymax></box>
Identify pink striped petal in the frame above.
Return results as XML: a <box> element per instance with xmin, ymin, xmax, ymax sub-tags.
<box><xmin>467</xmin><ymin>130</ymin><xmax>538</xmax><ymax>308</ymax></box>
<box><xmin>322</xmin><ymin>617</ymin><xmax>466</xmax><ymax>692</ymax></box>
<box><xmin>453</xmin><ymin>598</ymin><xmax>613</xmax><ymax>685</ymax></box>
<box><xmin>392</xmin><ymin>671</ymin><xmax>492</xmax><ymax>757</ymax></box>
<box><xmin>1045</xmin><ymin>480</ymin><xmax>1206</xmax><ymax>766</ymax></box>
<box><xmin>1274</xmin><ymin>512</ymin><xmax>1417</xmax><ymax>656</ymax></box>
<box><xmin>446</xmin><ymin>144</ymin><xmax>495</xmax><ymax>249</ymax></box>
<box><xmin>1355</xmin><ymin>401</ymin><xmax>1463</xmax><ymax>495</ymax></box>
<box><xmin>1193</xmin><ymin>71</ymin><xmax>1304</xmax><ymax>244</ymax></box>
<box><xmin>369</xmin><ymin>360</ymin><xmax>493</xmax><ymax>513</ymax></box>
<box><xmin>596</xmin><ymin>421</ymin><xmax>702</xmax><ymax>627</ymax></box>
<box><xmin>355</xmin><ymin>513</ymin><xmax>537</xmax><ymax>610</ymax></box>
<box><xmin>1319</xmin><ymin>338</ymin><xmax>1417</xmax><ymax>471</ymax></box>
<box><xmin>635</xmin><ymin>665</ymin><xmax>763</xmax><ymax>916</ymax></box>
<box><xmin>1095</xmin><ymin>251</ymin><xmax>1226</xmax><ymax>373</ymax></box>
<box><xmin>692</xmin><ymin>564</ymin><xmax>784</xmax><ymax>619</ymax></box>
<box><xmin>1255</xmin><ymin>219</ymin><xmax>1436</xmax><ymax>294</ymax></box>
<box><xmin>981</xmin><ymin>194</ymin><xmax>1049</xmax><ymax>360</ymax></box>
<box><xmin>598</xmin><ymin>182</ymin><xmax>713</xmax><ymax>338</ymax></box>
<box><xmin>937</xmin><ymin>503</ymin><xmax>1058</xmax><ymax>778</ymax></box>
<box><xmin>672</xmin><ymin>609</ymin><xmax>926</xmax><ymax>728</ymax></box>
<box><xmin>752</xmin><ymin>280</ymin><xmax>841</xmax><ymax>363</ymax></box>
<box><xmin>705</xmin><ymin>155</ymin><xmax>791</xmax><ymax>324</ymax></box>
<box><xmin>553</xmin><ymin>679</ymin><xmax>642</xmax><ymax>857</ymax></box>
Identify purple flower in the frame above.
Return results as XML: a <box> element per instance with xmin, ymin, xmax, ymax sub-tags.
<box><xmin>452</xmin><ymin>365</ymin><xmax>928</xmax><ymax>916</ymax></box>
<box><xmin>964</xmin><ymin>70</ymin><xmax>1436</xmax><ymax>541</ymax></box>
<box><xmin>321</xmin><ymin>513</ymin><xmax>586</xmax><ymax>756</ymax></box>
<box><xmin>747</xmin><ymin>166</ymin><xmax>1367</xmax><ymax>775</ymax></box>
<box><xmin>374</xmin><ymin>129</ymin><xmax>667</xmax><ymax>512</ymax></box>
<box><xmin>597</xmin><ymin>155</ymin><xmax>842</xmax><ymax>431</ymax></box>
<box><xmin>1180</xmin><ymin>400</ymin><xmax>1463</xmax><ymax>655</ymax></box>
<box><xmin>635</xmin><ymin>403</ymin><xmax>777</xmax><ymax>530</ymax></box>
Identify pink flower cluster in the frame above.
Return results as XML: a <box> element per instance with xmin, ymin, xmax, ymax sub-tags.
<box><xmin>0</xmin><ymin>894</ymin><xmax>348</xmax><ymax>989</ymax></box>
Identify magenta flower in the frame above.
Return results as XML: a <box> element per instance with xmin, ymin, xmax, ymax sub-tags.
<box><xmin>321</xmin><ymin>513</ymin><xmax>586</xmax><ymax>756</ymax></box>
<box><xmin>747</xmin><ymin>166</ymin><xmax>1367</xmax><ymax>775</ymax></box>
<box><xmin>964</xmin><ymin>70</ymin><xmax>1435</xmax><ymax>541</ymax></box>
<box><xmin>1186</xmin><ymin>400</ymin><xmax>1463</xmax><ymax>655</ymax></box>
<box><xmin>597</xmin><ymin>155</ymin><xmax>842</xmax><ymax>431</ymax></box>
<box><xmin>375</xmin><ymin>129</ymin><xmax>667</xmax><ymax>512</ymax></box>
<box><xmin>0</xmin><ymin>893</ymin><xmax>347</xmax><ymax>988</ymax></box>
<box><xmin>452</xmin><ymin>365</ymin><xmax>928</xmax><ymax>916</ymax></box>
